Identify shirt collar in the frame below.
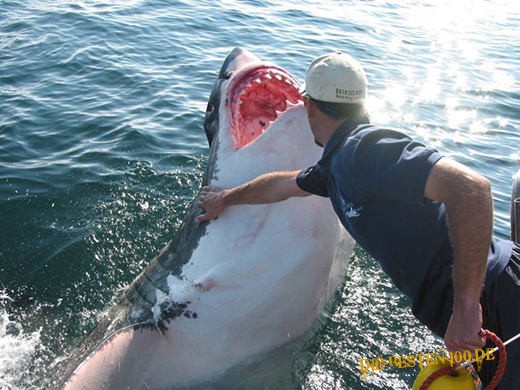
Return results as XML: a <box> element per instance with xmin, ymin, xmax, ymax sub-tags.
<box><xmin>322</xmin><ymin>114</ymin><xmax>370</xmax><ymax>159</ymax></box>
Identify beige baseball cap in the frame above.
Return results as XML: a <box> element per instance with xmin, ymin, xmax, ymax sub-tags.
<box><xmin>300</xmin><ymin>52</ymin><xmax>367</xmax><ymax>104</ymax></box>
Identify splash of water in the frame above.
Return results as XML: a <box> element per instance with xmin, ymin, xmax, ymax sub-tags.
<box><xmin>0</xmin><ymin>293</ymin><xmax>41</xmax><ymax>389</ymax></box>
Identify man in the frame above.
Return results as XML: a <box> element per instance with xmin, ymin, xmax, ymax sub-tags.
<box><xmin>196</xmin><ymin>52</ymin><xmax>519</xmax><ymax>387</ymax></box>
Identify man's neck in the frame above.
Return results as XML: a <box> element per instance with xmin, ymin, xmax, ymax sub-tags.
<box><xmin>319</xmin><ymin>117</ymin><xmax>349</xmax><ymax>145</ymax></box>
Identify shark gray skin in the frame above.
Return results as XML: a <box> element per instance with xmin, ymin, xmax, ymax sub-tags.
<box><xmin>56</xmin><ymin>47</ymin><xmax>354</xmax><ymax>389</ymax></box>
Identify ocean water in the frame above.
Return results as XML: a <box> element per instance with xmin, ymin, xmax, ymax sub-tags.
<box><xmin>1</xmin><ymin>0</ymin><xmax>519</xmax><ymax>389</ymax></box>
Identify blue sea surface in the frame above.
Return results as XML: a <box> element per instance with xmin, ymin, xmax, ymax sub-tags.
<box><xmin>1</xmin><ymin>1</ymin><xmax>519</xmax><ymax>388</ymax></box>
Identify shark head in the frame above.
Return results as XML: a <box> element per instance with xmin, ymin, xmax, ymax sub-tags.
<box><xmin>205</xmin><ymin>47</ymin><xmax>303</xmax><ymax>151</ymax></box>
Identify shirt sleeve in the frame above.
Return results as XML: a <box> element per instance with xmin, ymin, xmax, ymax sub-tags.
<box><xmin>296</xmin><ymin>164</ymin><xmax>329</xmax><ymax>197</ymax></box>
<box><xmin>344</xmin><ymin>129</ymin><xmax>444</xmax><ymax>204</ymax></box>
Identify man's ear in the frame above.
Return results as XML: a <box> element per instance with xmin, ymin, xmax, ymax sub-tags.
<box><xmin>305</xmin><ymin>98</ymin><xmax>316</xmax><ymax>117</ymax></box>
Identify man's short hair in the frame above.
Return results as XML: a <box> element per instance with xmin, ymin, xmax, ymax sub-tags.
<box><xmin>310</xmin><ymin>97</ymin><xmax>365</xmax><ymax>120</ymax></box>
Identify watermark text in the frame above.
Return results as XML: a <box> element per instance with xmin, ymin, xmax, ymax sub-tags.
<box><xmin>359</xmin><ymin>348</ymin><xmax>495</xmax><ymax>380</ymax></box>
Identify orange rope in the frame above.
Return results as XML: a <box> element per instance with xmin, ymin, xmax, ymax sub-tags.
<box><xmin>479</xmin><ymin>329</ymin><xmax>507</xmax><ymax>390</ymax></box>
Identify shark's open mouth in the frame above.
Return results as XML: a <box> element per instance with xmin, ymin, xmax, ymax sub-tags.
<box><xmin>228</xmin><ymin>65</ymin><xmax>303</xmax><ymax>149</ymax></box>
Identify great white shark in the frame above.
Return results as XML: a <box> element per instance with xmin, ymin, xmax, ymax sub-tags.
<box><xmin>56</xmin><ymin>47</ymin><xmax>355</xmax><ymax>389</ymax></box>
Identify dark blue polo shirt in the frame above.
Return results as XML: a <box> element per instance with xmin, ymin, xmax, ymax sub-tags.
<box><xmin>297</xmin><ymin>119</ymin><xmax>512</xmax><ymax>336</ymax></box>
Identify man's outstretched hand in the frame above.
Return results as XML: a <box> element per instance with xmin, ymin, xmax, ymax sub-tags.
<box><xmin>195</xmin><ymin>186</ymin><xmax>227</xmax><ymax>224</ymax></box>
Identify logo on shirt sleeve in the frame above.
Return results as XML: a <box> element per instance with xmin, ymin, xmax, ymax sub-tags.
<box><xmin>343</xmin><ymin>200</ymin><xmax>363</xmax><ymax>218</ymax></box>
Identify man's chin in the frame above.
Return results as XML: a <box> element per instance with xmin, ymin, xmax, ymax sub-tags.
<box><xmin>314</xmin><ymin>139</ymin><xmax>324</xmax><ymax>147</ymax></box>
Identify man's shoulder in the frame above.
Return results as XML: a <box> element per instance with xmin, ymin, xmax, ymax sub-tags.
<box><xmin>336</xmin><ymin>125</ymin><xmax>413</xmax><ymax>159</ymax></box>
<box><xmin>349</xmin><ymin>124</ymin><xmax>411</xmax><ymax>141</ymax></box>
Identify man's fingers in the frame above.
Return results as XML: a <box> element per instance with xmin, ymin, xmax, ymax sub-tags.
<box><xmin>196</xmin><ymin>185</ymin><xmax>224</xmax><ymax>224</ymax></box>
<box><xmin>195</xmin><ymin>213</ymin><xmax>209</xmax><ymax>224</ymax></box>
<box><xmin>199</xmin><ymin>187</ymin><xmax>217</xmax><ymax>201</ymax></box>
<box><xmin>195</xmin><ymin>212</ymin><xmax>219</xmax><ymax>224</ymax></box>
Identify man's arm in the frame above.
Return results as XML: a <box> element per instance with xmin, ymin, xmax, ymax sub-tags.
<box><xmin>195</xmin><ymin>170</ymin><xmax>310</xmax><ymax>224</ymax></box>
<box><xmin>424</xmin><ymin>157</ymin><xmax>492</xmax><ymax>353</ymax></box>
